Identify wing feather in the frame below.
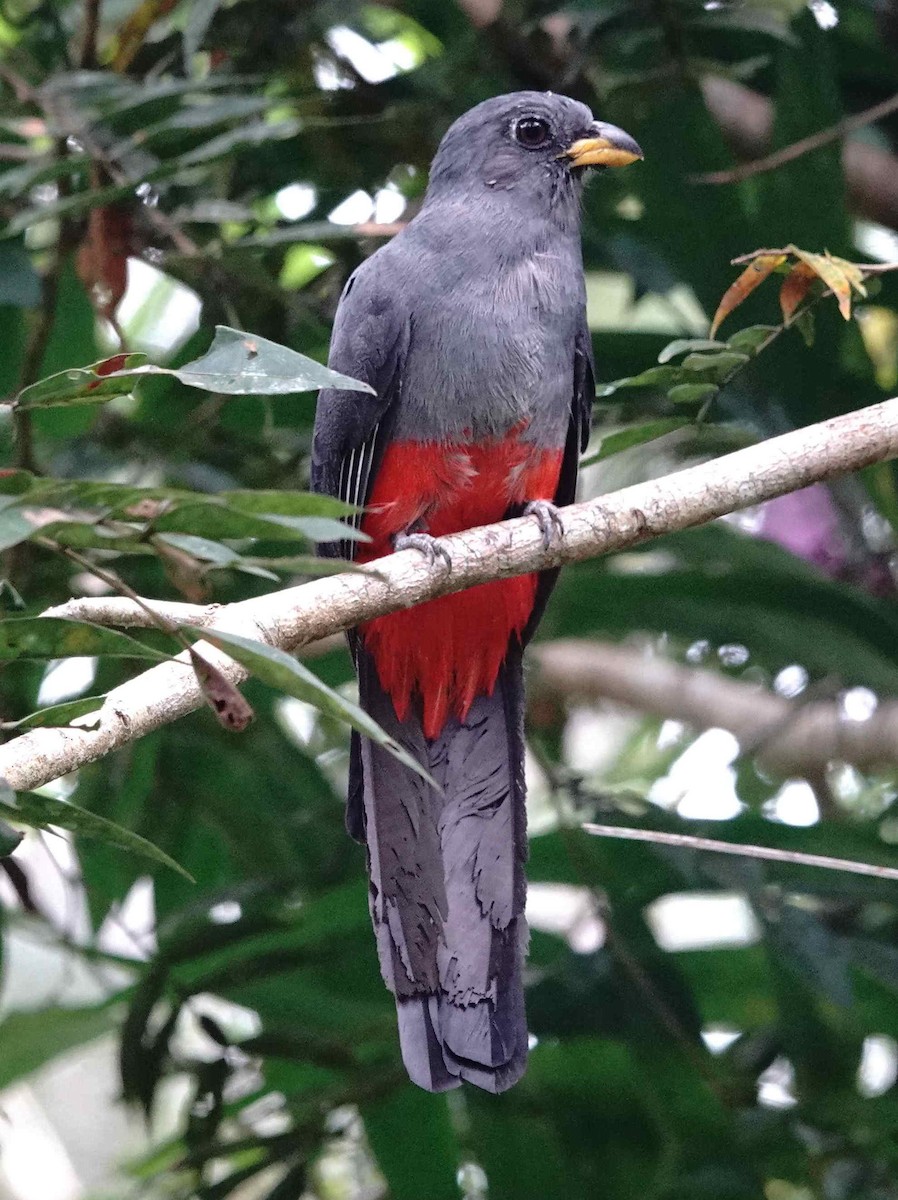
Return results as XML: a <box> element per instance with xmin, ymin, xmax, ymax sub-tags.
<box><xmin>521</xmin><ymin>314</ymin><xmax>594</xmax><ymax>645</ymax></box>
<box><xmin>311</xmin><ymin>262</ymin><xmax>408</xmax><ymax>559</ymax></box>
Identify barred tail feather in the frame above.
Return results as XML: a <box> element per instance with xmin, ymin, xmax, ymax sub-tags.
<box><xmin>352</xmin><ymin>644</ymin><xmax>529</xmax><ymax>1093</ymax></box>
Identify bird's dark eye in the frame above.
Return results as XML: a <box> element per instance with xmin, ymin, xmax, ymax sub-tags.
<box><xmin>514</xmin><ymin>116</ymin><xmax>550</xmax><ymax>149</ymax></box>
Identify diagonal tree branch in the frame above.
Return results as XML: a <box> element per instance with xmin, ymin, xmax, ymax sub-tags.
<box><xmin>532</xmin><ymin>639</ymin><xmax>898</xmax><ymax>776</ymax></box>
<box><xmin>693</xmin><ymin>90</ymin><xmax>898</xmax><ymax>187</ymax></box>
<box><xmin>700</xmin><ymin>76</ymin><xmax>898</xmax><ymax>231</ymax></box>
<box><xmin>2</xmin><ymin>397</ymin><xmax>898</xmax><ymax>793</ymax></box>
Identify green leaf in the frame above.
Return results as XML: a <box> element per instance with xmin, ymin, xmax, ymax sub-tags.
<box><xmin>223</xmin><ymin>490</ymin><xmax>353</xmax><ymax>519</ymax></box>
<box><xmin>726</xmin><ymin>325</ymin><xmax>780</xmax><ymax>354</ymax></box>
<box><xmin>0</xmin><ymin>618</ymin><xmax>169</xmax><ymax>663</ymax></box>
<box><xmin>794</xmin><ymin>308</ymin><xmax>815</xmax><ymax>347</ymax></box>
<box><xmin>107</xmin><ymin>96</ymin><xmax>270</xmax><ymax>159</ymax></box>
<box><xmin>681</xmin><ymin>350</ymin><xmax>751</xmax><ymax>379</ymax></box>
<box><xmin>176</xmin><ymin>119</ymin><xmax>304</xmax><ymax>168</ymax></box>
<box><xmin>12</xmin><ymin>329</ymin><xmax>371</xmax><ymax>412</ymax></box>
<box><xmin>152</xmin><ymin>502</ymin><xmax>364</xmax><ymax>545</ymax></box>
<box><xmin>0</xmin><ymin>154</ymin><xmax>92</xmax><ymax>202</ymax></box>
<box><xmin>170</xmin><ymin>326</ymin><xmax>373</xmax><ymax>395</ymax></box>
<box><xmin>15</xmin><ymin>354</ymin><xmax>149</xmax><ymax>409</ymax></box>
<box><xmin>657</xmin><ymin>338</ymin><xmax>728</xmax><ymax>363</ymax></box>
<box><xmin>668</xmin><ymin>383</ymin><xmax>720</xmax><ymax>406</ymax></box>
<box><xmin>596</xmin><ymin>364</ymin><xmax>686</xmax><ymax>397</ymax></box>
<box><xmin>1</xmin><ymin>695</ymin><xmax>105</xmax><ymax>731</ymax></box>
<box><xmin>0</xmin><ymin>786</ymin><xmax>193</xmax><ymax>879</ymax></box>
<box><xmin>154</xmin><ymin>531</ymin><xmax>250</xmax><ymax>565</ymax></box>
<box><xmin>690</xmin><ymin>7</ymin><xmax>799</xmax><ymax>44</ymax></box>
<box><xmin>241</xmin><ymin>554</ymin><xmax>368</xmax><ymax>576</ymax></box>
<box><xmin>0</xmin><ymin>819</ymin><xmax>23</xmax><ymax>858</ymax></box>
<box><xmin>0</xmin><ymin>470</ymin><xmax>36</xmax><ymax>495</ymax></box>
<box><xmin>185</xmin><ymin>626</ymin><xmax>433</xmax><ymax>785</ymax></box>
<box><xmin>581</xmin><ymin>418</ymin><xmax>691</xmax><ymax>466</ymax></box>
<box><xmin>0</xmin><ymin>1004</ymin><xmax>120</xmax><ymax>1091</ymax></box>
<box><xmin>183</xmin><ymin>0</ymin><xmax>222</xmax><ymax>63</ymax></box>
<box><xmin>0</xmin><ymin>506</ymin><xmax>38</xmax><ymax>554</ymax></box>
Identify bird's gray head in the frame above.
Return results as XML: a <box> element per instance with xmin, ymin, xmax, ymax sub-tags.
<box><xmin>424</xmin><ymin>91</ymin><xmax>642</xmax><ymax>222</ymax></box>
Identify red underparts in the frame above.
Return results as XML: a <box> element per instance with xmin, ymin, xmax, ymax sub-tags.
<box><xmin>357</xmin><ymin>426</ymin><xmax>563</xmax><ymax>739</ymax></box>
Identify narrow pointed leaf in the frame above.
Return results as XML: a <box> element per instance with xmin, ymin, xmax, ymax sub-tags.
<box><xmin>1</xmin><ymin>695</ymin><xmax>105</xmax><ymax>731</ymax></box>
<box><xmin>710</xmin><ymin>254</ymin><xmax>787</xmax><ymax>337</ymax></box>
<box><xmin>657</xmin><ymin>338</ymin><xmax>727</xmax><ymax>363</ymax></box>
<box><xmin>668</xmin><ymin>383</ymin><xmax>720</xmax><ymax>406</ymax></box>
<box><xmin>15</xmin><ymin>354</ymin><xmax>148</xmax><ymax>409</ymax></box>
<box><xmin>170</xmin><ymin>326</ymin><xmax>373</xmax><ymax>395</ymax></box>
<box><xmin>581</xmin><ymin>418</ymin><xmax>691</xmax><ymax>466</ymax></box>
<box><xmin>186</xmin><ymin>626</ymin><xmax>434</xmax><ymax>785</ymax></box>
<box><xmin>0</xmin><ymin>617</ymin><xmax>169</xmax><ymax>662</ymax></box>
<box><xmin>12</xmin><ymin>330</ymin><xmax>371</xmax><ymax>414</ymax></box>
<box><xmin>792</xmin><ymin>248</ymin><xmax>854</xmax><ymax>320</ymax></box>
<box><xmin>726</xmin><ymin>324</ymin><xmax>779</xmax><ymax>354</ymax></box>
<box><xmin>222</xmin><ymin>490</ymin><xmax>354</xmax><ymax>519</ymax></box>
<box><xmin>779</xmin><ymin>261</ymin><xmax>818</xmax><ymax>324</ymax></box>
<box><xmin>0</xmin><ymin>784</ymin><xmax>193</xmax><ymax>879</ymax></box>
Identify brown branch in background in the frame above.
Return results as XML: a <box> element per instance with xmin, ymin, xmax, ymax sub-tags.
<box><xmin>12</xmin><ymin>264</ymin><xmax>61</xmax><ymax>474</ymax></box>
<box><xmin>533</xmin><ymin>639</ymin><xmax>898</xmax><ymax>777</ymax></box>
<box><xmin>0</xmin><ymin>143</ymin><xmax>38</xmax><ymax>162</ymax></box>
<box><xmin>80</xmin><ymin>0</ymin><xmax>103</xmax><ymax>69</ymax></box>
<box><xmin>700</xmin><ymin>76</ymin><xmax>898</xmax><ymax>231</ymax></box>
<box><xmin>694</xmin><ymin>90</ymin><xmax>898</xmax><ymax>186</ymax></box>
<box><xmin>451</xmin><ymin>0</ymin><xmax>898</xmax><ymax>231</ymax></box>
<box><xmin>454</xmin><ymin>0</ymin><xmax>503</xmax><ymax>28</ymax></box>
<box><xmin>0</xmin><ymin>63</ymin><xmax>35</xmax><ymax>104</ymax></box>
<box><xmin>583</xmin><ymin>824</ymin><xmax>898</xmax><ymax>882</ymax></box>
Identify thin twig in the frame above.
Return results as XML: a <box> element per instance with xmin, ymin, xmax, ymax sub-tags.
<box><xmin>0</xmin><ymin>62</ymin><xmax>36</xmax><ymax>104</ymax></box>
<box><xmin>694</xmin><ymin>90</ymin><xmax>898</xmax><ymax>186</ymax></box>
<box><xmin>582</xmin><ymin>824</ymin><xmax>898</xmax><ymax>881</ymax></box>
<box><xmin>80</xmin><ymin>0</ymin><xmax>103</xmax><ymax>69</ymax></box>
<box><xmin>37</xmin><ymin>539</ymin><xmax>190</xmax><ymax>651</ymax></box>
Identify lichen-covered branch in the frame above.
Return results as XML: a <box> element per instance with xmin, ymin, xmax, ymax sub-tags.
<box><xmin>3</xmin><ymin>396</ymin><xmax>898</xmax><ymax>792</ymax></box>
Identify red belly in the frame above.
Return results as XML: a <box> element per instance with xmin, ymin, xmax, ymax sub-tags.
<box><xmin>357</xmin><ymin>426</ymin><xmax>563</xmax><ymax>738</ymax></box>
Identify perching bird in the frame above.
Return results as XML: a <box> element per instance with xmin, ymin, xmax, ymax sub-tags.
<box><xmin>311</xmin><ymin>92</ymin><xmax>641</xmax><ymax>1092</ymax></box>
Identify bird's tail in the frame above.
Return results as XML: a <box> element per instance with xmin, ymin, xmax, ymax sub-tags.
<box><xmin>351</xmin><ymin>643</ymin><xmax>529</xmax><ymax>1093</ymax></box>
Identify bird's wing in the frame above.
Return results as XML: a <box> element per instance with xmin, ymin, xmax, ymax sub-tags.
<box><xmin>521</xmin><ymin>314</ymin><xmax>594</xmax><ymax>644</ymax></box>
<box><xmin>311</xmin><ymin>261</ymin><xmax>409</xmax><ymax>560</ymax></box>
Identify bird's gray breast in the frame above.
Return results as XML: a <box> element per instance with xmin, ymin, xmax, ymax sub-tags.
<box><xmin>393</xmin><ymin>243</ymin><xmax>582</xmax><ymax>446</ymax></box>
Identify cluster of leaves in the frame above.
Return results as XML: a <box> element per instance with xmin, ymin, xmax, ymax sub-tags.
<box><xmin>1</xmin><ymin>1</ymin><xmax>898</xmax><ymax>1199</ymax></box>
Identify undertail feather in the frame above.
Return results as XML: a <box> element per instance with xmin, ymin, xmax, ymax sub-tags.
<box><xmin>352</xmin><ymin>643</ymin><xmax>529</xmax><ymax>1093</ymax></box>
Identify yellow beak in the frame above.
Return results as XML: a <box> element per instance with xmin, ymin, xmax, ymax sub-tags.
<box><xmin>564</xmin><ymin>122</ymin><xmax>643</xmax><ymax>169</ymax></box>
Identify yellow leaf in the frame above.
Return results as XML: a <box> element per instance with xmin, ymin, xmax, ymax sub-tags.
<box><xmin>792</xmin><ymin>249</ymin><xmax>853</xmax><ymax>321</ymax></box>
<box><xmin>824</xmin><ymin>251</ymin><xmax>868</xmax><ymax>298</ymax></box>
<box><xmin>710</xmin><ymin>255</ymin><xmax>787</xmax><ymax>338</ymax></box>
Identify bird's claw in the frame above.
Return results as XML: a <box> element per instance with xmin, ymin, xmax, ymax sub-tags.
<box><xmin>524</xmin><ymin>500</ymin><xmax>564</xmax><ymax>549</ymax></box>
<box><xmin>393</xmin><ymin>531</ymin><xmax>452</xmax><ymax>571</ymax></box>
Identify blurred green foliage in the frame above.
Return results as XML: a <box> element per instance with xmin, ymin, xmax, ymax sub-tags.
<box><xmin>2</xmin><ymin>1</ymin><xmax>898</xmax><ymax>1198</ymax></box>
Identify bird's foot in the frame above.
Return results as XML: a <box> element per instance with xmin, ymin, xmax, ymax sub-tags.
<box><xmin>524</xmin><ymin>500</ymin><xmax>564</xmax><ymax>549</ymax></box>
<box><xmin>393</xmin><ymin>530</ymin><xmax>452</xmax><ymax>571</ymax></box>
